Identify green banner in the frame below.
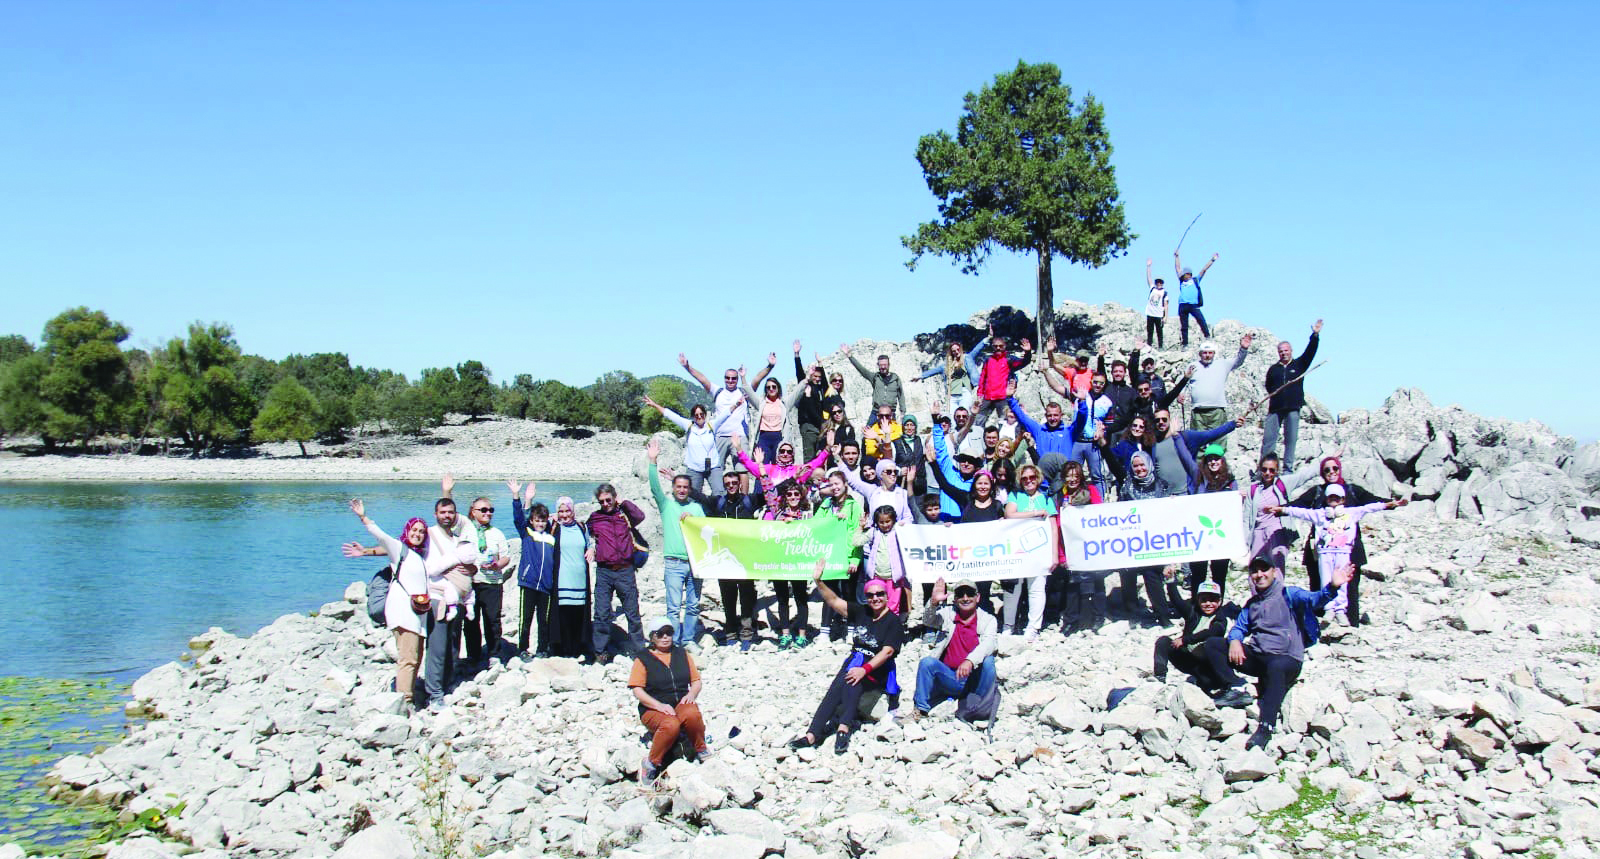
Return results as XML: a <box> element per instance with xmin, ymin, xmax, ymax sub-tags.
<box><xmin>681</xmin><ymin>515</ymin><xmax>853</xmax><ymax>580</ymax></box>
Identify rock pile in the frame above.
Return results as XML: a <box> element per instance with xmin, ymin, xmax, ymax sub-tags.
<box><xmin>24</xmin><ymin>299</ymin><xmax>1600</xmax><ymax>859</ymax></box>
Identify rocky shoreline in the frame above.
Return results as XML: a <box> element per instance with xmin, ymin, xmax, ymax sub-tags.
<box><xmin>15</xmin><ymin>302</ymin><xmax>1600</xmax><ymax>859</ymax></box>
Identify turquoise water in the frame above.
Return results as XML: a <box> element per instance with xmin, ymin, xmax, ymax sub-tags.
<box><xmin>0</xmin><ymin>480</ymin><xmax>598</xmax><ymax>680</ymax></box>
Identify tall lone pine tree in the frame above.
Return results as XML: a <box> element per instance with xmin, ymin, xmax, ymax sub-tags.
<box><xmin>903</xmin><ymin>61</ymin><xmax>1135</xmax><ymax>346</ymax></box>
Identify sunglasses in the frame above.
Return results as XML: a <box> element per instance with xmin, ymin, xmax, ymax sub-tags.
<box><xmin>1322</xmin><ymin>466</ymin><xmax>1341</xmax><ymax>474</ymax></box>
<box><xmin>864</xmin><ymin>591</ymin><xmax>887</xmax><ymax>599</ymax></box>
<box><xmin>954</xmin><ymin>588</ymin><xmax>978</xmax><ymax>598</ymax></box>
<box><xmin>651</xmin><ymin>629</ymin><xmax>673</xmax><ymax>637</ymax></box>
<box><xmin>473</xmin><ymin>507</ymin><xmax>494</xmax><ymax>513</ymax></box>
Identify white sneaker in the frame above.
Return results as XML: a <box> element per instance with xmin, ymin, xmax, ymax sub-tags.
<box><xmin>1023</xmin><ymin>629</ymin><xmax>1039</xmax><ymax>643</ymax></box>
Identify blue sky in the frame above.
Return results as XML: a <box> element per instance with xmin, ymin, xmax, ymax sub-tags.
<box><xmin>3</xmin><ymin>2</ymin><xmax>1595</xmax><ymax>440</ymax></box>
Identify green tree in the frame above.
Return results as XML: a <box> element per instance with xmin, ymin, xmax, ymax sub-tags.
<box><xmin>641</xmin><ymin>376</ymin><xmax>687</xmax><ymax>434</ymax></box>
<box><xmin>588</xmin><ymin>370</ymin><xmax>645</xmax><ymax>432</ymax></box>
<box><xmin>0</xmin><ymin>335</ymin><xmax>34</xmax><ymax>365</ymax></box>
<box><xmin>252</xmin><ymin>376</ymin><xmax>319</xmax><ymax>456</ymax></box>
<box><xmin>527</xmin><ymin>380</ymin><xmax>600</xmax><ymax>427</ymax></box>
<box><xmin>420</xmin><ymin>367</ymin><xmax>461</xmax><ymax>417</ymax></box>
<box><xmin>0</xmin><ymin>308</ymin><xmax>137</xmax><ymax>447</ymax></box>
<box><xmin>495</xmin><ymin>374</ymin><xmax>537</xmax><ymax>420</ymax></box>
<box><xmin>386</xmin><ymin>380</ymin><xmax>447</xmax><ymax>435</ymax></box>
<box><xmin>902</xmin><ymin>61</ymin><xmax>1135</xmax><ymax>346</ymax></box>
<box><xmin>455</xmin><ymin>360</ymin><xmax>494</xmax><ymax>419</ymax></box>
<box><xmin>146</xmin><ymin>322</ymin><xmax>255</xmax><ymax>450</ymax></box>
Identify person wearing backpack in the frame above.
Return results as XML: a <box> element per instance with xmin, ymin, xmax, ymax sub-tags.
<box><xmin>905</xmin><ymin>578</ymin><xmax>998</xmax><ymax>723</ymax></box>
<box><xmin>1205</xmin><ymin>556</ymin><xmax>1351</xmax><ymax>751</ymax></box>
<box><xmin>586</xmin><ymin>483</ymin><xmax>648</xmax><ymax>663</ymax></box>
<box><xmin>1173</xmin><ymin>249</ymin><xmax>1219</xmax><ymax>348</ymax></box>
<box><xmin>1244</xmin><ymin>453</ymin><xmax>1320</xmax><ymax>573</ymax></box>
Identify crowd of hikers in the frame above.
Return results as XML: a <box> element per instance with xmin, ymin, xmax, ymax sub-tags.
<box><xmin>346</xmin><ymin>283</ymin><xmax>1410</xmax><ymax>784</ymax></box>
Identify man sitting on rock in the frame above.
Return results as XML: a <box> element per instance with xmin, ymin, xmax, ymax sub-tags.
<box><xmin>1154</xmin><ymin>575</ymin><xmax>1236</xmax><ymax>690</ymax></box>
<box><xmin>907</xmin><ymin>578</ymin><xmax>999</xmax><ymax>722</ymax></box>
<box><xmin>1205</xmin><ymin>557</ymin><xmax>1351</xmax><ymax>751</ymax></box>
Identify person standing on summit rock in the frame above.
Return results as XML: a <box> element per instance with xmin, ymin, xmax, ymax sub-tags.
<box><xmin>1173</xmin><ymin>249</ymin><xmax>1219</xmax><ymax>348</ymax></box>
<box><xmin>1187</xmin><ymin>335</ymin><xmax>1253</xmax><ymax>442</ymax></box>
<box><xmin>1262</xmin><ymin>320</ymin><xmax>1322</xmax><ymax>467</ymax></box>
<box><xmin>844</xmin><ymin>346</ymin><xmax>907</xmax><ymax>416</ymax></box>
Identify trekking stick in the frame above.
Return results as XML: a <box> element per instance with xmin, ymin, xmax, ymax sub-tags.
<box><xmin>1174</xmin><ymin>213</ymin><xmax>1203</xmax><ymax>253</ymax></box>
<box><xmin>1248</xmin><ymin>360</ymin><xmax>1329</xmax><ymax>414</ymax></box>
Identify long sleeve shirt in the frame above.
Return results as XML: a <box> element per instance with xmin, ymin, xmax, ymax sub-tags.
<box><xmin>930</xmin><ymin>424</ymin><xmax>974</xmax><ymax>520</ymax></box>
<box><xmin>1188</xmin><ymin>347</ymin><xmax>1248</xmax><ymax>410</ymax></box>
<box><xmin>1264</xmin><ymin>333</ymin><xmax>1319</xmax><ymax>414</ymax></box>
<box><xmin>648</xmin><ymin>467</ymin><xmax>705</xmax><ymax>561</ymax></box>
<box><xmin>849</xmin><ymin>355</ymin><xmax>907</xmax><ymax>414</ymax></box>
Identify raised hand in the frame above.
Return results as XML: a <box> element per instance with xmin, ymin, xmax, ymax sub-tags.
<box><xmin>1240</xmin><ymin>333</ymin><xmax>1255</xmax><ymax>350</ymax></box>
<box><xmin>646</xmin><ymin>438</ymin><xmax>660</xmax><ymax>462</ymax></box>
<box><xmin>813</xmin><ymin>557</ymin><xmax>827</xmax><ymax>585</ymax></box>
<box><xmin>1313</xmin><ymin>319</ymin><xmax>1324</xmax><ymax>334</ymax></box>
<box><xmin>1098</xmin><ymin>343</ymin><xmax>1107</xmax><ymax>357</ymax></box>
<box><xmin>678</xmin><ymin>353</ymin><xmax>689</xmax><ymax>367</ymax></box>
<box><xmin>767</xmin><ymin>351</ymin><xmax>777</xmax><ymax>366</ymax></box>
<box><xmin>641</xmin><ymin>394</ymin><xmax>659</xmax><ymax>410</ymax></box>
<box><xmin>1020</xmin><ymin>338</ymin><xmax>1032</xmax><ymax>352</ymax></box>
<box><xmin>506</xmin><ymin>479</ymin><xmax>521</xmax><ymax>496</ymax></box>
<box><xmin>932</xmin><ymin>577</ymin><xmax>948</xmax><ymax>604</ymax></box>
<box><xmin>1211</xmin><ymin>253</ymin><xmax>1220</xmax><ymax>262</ymax></box>
<box><xmin>349</xmin><ymin>499</ymin><xmax>366</xmax><ymax>518</ymax></box>
<box><xmin>839</xmin><ymin>344</ymin><xmax>850</xmax><ymax>356</ymax></box>
<box><xmin>1145</xmin><ymin>258</ymin><xmax>1152</xmax><ymax>267</ymax></box>
<box><xmin>793</xmin><ymin>339</ymin><xmax>802</xmax><ymax>355</ymax></box>
<box><xmin>1045</xmin><ymin>336</ymin><xmax>1057</xmax><ymax>354</ymax></box>
<box><xmin>341</xmin><ymin>541</ymin><xmax>365</xmax><ymax>558</ymax></box>
<box><xmin>441</xmin><ymin>473</ymin><xmax>454</xmax><ymax>497</ymax></box>
<box><xmin>524</xmin><ymin>482</ymin><xmax>537</xmax><ymax>503</ymax></box>
<box><xmin>1330</xmin><ymin>564</ymin><xmax>1355</xmax><ymax>588</ymax></box>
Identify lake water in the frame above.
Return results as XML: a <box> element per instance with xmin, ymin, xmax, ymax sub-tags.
<box><xmin>0</xmin><ymin>480</ymin><xmax>599</xmax><ymax>680</ymax></box>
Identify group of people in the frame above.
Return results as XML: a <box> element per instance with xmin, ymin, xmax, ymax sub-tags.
<box><xmin>344</xmin><ymin>304</ymin><xmax>1411</xmax><ymax>773</ymax></box>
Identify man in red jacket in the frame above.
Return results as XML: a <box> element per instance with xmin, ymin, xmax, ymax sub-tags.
<box><xmin>971</xmin><ymin>329</ymin><xmax>1032</xmax><ymax>430</ymax></box>
<box><xmin>586</xmin><ymin>483</ymin><xmax>648</xmax><ymax>663</ymax></box>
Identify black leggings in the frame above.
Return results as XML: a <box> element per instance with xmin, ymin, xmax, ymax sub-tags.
<box><xmin>1119</xmin><ymin>567</ymin><xmax>1172</xmax><ymax>621</ymax></box>
<box><xmin>1145</xmin><ymin>316</ymin><xmax>1164</xmax><ymax>349</ymax></box>
<box><xmin>1154</xmin><ymin>636</ymin><xmax>1225</xmax><ymax>690</ymax></box>
<box><xmin>773</xmin><ymin>582</ymin><xmax>809</xmax><ymax>636</ymax></box>
<box><xmin>518</xmin><ymin>587</ymin><xmax>550</xmax><ymax>653</ymax></box>
<box><xmin>807</xmin><ymin>663</ymin><xmax>885</xmax><ymax>738</ymax></box>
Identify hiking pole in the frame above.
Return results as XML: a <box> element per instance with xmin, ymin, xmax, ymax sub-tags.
<box><xmin>1174</xmin><ymin>213</ymin><xmax>1203</xmax><ymax>253</ymax></box>
<box><xmin>1247</xmin><ymin>360</ymin><xmax>1329</xmax><ymax>415</ymax></box>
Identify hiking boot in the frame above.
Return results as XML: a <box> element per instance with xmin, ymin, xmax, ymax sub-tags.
<box><xmin>639</xmin><ymin>756</ymin><xmax>660</xmax><ymax>786</ymax></box>
<box><xmin>787</xmin><ymin>734</ymin><xmax>816</xmax><ymax>750</ymax></box>
<box><xmin>1213</xmin><ymin>687</ymin><xmax>1253</xmax><ymax>710</ymax></box>
<box><xmin>1245</xmin><ymin>727</ymin><xmax>1273</xmax><ymax>751</ymax></box>
<box><xmin>834</xmin><ymin>731</ymin><xmax>851</xmax><ymax>755</ymax></box>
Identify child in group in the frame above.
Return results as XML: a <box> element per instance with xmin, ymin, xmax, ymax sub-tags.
<box><xmin>854</xmin><ymin>505</ymin><xmax>909</xmax><ymax>616</ymax></box>
<box><xmin>1155</xmin><ymin>573</ymin><xmax>1237</xmax><ymax>691</ymax></box>
<box><xmin>1266</xmin><ymin>485</ymin><xmax>1407</xmax><ymax>617</ymax></box>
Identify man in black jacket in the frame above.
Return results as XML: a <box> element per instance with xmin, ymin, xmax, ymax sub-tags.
<box><xmin>1262</xmin><ymin>320</ymin><xmax>1322</xmax><ymax>466</ymax></box>
<box><xmin>1095</xmin><ymin>344</ymin><xmax>1140</xmax><ymax>424</ymax></box>
<box><xmin>793</xmin><ymin>341</ymin><xmax>829</xmax><ymax>461</ymax></box>
<box><xmin>690</xmin><ymin>472</ymin><xmax>761</xmax><ymax>649</ymax></box>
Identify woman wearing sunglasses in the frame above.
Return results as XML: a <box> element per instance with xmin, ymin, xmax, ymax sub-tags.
<box><xmin>630</xmin><ymin>617</ymin><xmax>708</xmax><ymax>786</ymax></box>
<box><xmin>789</xmin><ymin>558</ymin><xmax>905</xmax><ymax>755</ymax></box>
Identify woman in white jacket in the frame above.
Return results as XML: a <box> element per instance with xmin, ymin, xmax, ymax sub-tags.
<box><xmin>643</xmin><ymin>396</ymin><xmax>741</xmax><ymax>495</ymax></box>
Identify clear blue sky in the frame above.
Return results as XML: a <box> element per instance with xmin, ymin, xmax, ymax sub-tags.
<box><xmin>3</xmin><ymin>2</ymin><xmax>1595</xmax><ymax>440</ymax></box>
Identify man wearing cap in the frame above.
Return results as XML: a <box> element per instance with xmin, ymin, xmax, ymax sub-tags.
<box><xmin>1187</xmin><ymin>334</ymin><xmax>1253</xmax><ymax>441</ymax></box>
<box><xmin>1262</xmin><ymin>320</ymin><xmax>1322</xmax><ymax>466</ymax></box>
<box><xmin>844</xmin><ymin>345</ymin><xmax>907</xmax><ymax>416</ymax></box>
<box><xmin>629</xmin><ymin>616</ymin><xmax>708</xmax><ymax>786</ymax></box>
<box><xmin>1138</xmin><ymin>355</ymin><xmax>1167</xmax><ymax>403</ymax></box>
<box><xmin>907</xmin><ymin>577</ymin><xmax>999</xmax><ymax>721</ymax></box>
<box><xmin>1046</xmin><ymin>340</ymin><xmax>1096</xmax><ymax>400</ymax></box>
<box><xmin>1155</xmin><ymin>574</ymin><xmax>1235</xmax><ymax>689</ymax></box>
<box><xmin>1207</xmin><ymin>557</ymin><xmax>1350</xmax><ymax>751</ymax></box>
<box><xmin>1173</xmin><ymin>250</ymin><xmax>1219</xmax><ymax>348</ymax></box>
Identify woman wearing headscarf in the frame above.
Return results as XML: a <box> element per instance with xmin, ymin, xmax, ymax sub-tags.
<box><xmin>348</xmin><ymin>500</ymin><xmax>469</xmax><ymax>710</ymax></box>
<box><xmin>1106</xmin><ymin>451</ymin><xmax>1176</xmax><ymax>625</ymax></box>
<box><xmin>547</xmin><ymin>494</ymin><xmax>595</xmax><ymax>658</ymax></box>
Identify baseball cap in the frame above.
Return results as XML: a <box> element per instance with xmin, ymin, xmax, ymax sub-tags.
<box><xmin>648</xmin><ymin>616</ymin><xmax>674</xmax><ymax>634</ymax></box>
<box><xmin>1199</xmin><ymin>444</ymin><xmax>1225</xmax><ymax>459</ymax></box>
<box><xmin>1325</xmin><ymin>484</ymin><xmax>1346</xmax><ymax>498</ymax></box>
<box><xmin>1197</xmin><ymin>581</ymin><xmax>1223</xmax><ymax>599</ymax></box>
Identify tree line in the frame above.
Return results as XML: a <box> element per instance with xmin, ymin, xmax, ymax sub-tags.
<box><xmin>0</xmin><ymin>307</ymin><xmax>694</xmax><ymax>453</ymax></box>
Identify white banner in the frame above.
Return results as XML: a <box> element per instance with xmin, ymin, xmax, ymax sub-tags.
<box><xmin>1059</xmin><ymin>493</ymin><xmax>1245</xmax><ymax>572</ymax></box>
<box><xmin>899</xmin><ymin>518</ymin><xmax>1057</xmax><ymax>585</ymax></box>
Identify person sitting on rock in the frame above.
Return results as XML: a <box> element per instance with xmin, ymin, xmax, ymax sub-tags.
<box><xmin>790</xmin><ymin>558</ymin><xmax>905</xmax><ymax>755</ymax></box>
<box><xmin>907</xmin><ymin>578</ymin><xmax>999</xmax><ymax>722</ymax></box>
<box><xmin>630</xmin><ymin>617</ymin><xmax>708</xmax><ymax>786</ymax></box>
<box><xmin>1154</xmin><ymin>576</ymin><xmax>1236</xmax><ymax>691</ymax></box>
<box><xmin>1204</xmin><ymin>557</ymin><xmax>1351</xmax><ymax>751</ymax></box>
<box><xmin>1265</xmin><ymin>485</ymin><xmax>1408</xmax><ymax>624</ymax></box>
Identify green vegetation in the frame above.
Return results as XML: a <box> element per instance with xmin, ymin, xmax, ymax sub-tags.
<box><xmin>0</xmin><ymin>307</ymin><xmax>691</xmax><ymax>451</ymax></box>
<box><xmin>1256</xmin><ymin>781</ymin><xmax>1375</xmax><ymax>845</ymax></box>
<box><xmin>418</xmin><ymin>751</ymin><xmax>464</xmax><ymax>857</ymax></box>
<box><xmin>903</xmin><ymin>60</ymin><xmax>1135</xmax><ymax>346</ymax></box>
<box><xmin>0</xmin><ymin>676</ymin><xmax>138</xmax><ymax>856</ymax></box>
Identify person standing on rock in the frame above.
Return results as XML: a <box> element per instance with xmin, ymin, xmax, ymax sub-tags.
<box><xmin>692</xmin><ymin>470</ymin><xmax>760</xmax><ymax>648</ymax></box>
<box><xmin>642</xmin><ymin>396</ymin><xmax>739</xmax><ymax>497</ymax></box>
<box><xmin>1266</xmin><ymin>485</ymin><xmax>1407</xmax><ymax>625</ymax></box>
<box><xmin>1207</xmin><ymin>557</ymin><xmax>1352</xmax><ymax>750</ymax></box>
<box><xmin>679</xmin><ymin>353</ymin><xmax>773</xmax><ymax>487</ymax></box>
<box><xmin>1096</xmin><ymin>343</ymin><xmax>1141</xmax><ymax>426</ymax></box>
<box><xmin>1144</xmin><ymin>260</ymin><xmax>1169</xmax><ymax>349</ymax></box>
<box><xmin>1102</xmin><ymin>450</ymin><xmax>1175</xmax><ymax>625</ymax></box>
<box><xmin>790</xmin><ymin>558</ymin><xmax>906</xmax><ymax>755</ymax></box>
<box><xmin>1173</xmin><ymin>250</ymin><xmax>1218</xmax><ymax>348</ymax></box>
<box><xmin>426</xmin><ymin>490</ymin><xmax>476</xmax><ymax>704</ymax></box>
<box><xmin>1149</xmin><ymin>407</ymin><xmax>1244</xmax><ymax>497</ymax></box>
<box><xmin>458</xmin><ymin>494</ymin><xmax>512</xmax><ymax>673</ymax></box>
<box><xmin>795</xmin><ymin>341</ymin><xmax>831</xmax><ymax>461</ymax></box>
<box><xmin>647</xmin><ymin>439</ymin><xmax>707</xmax><ymax>649</ymax></box>
<box><xmin>630</xmin><ymin>617</ymin><xmax>708</xmax><ymax>786</ymax></box>
<box><xmin>509</xmin><ymin>481</ymin><xmax>555</xmax><ymax>659</ymax></box>
<box><xmin>1262</xmin><ymin>320</ymin><xmax>1322</xmax><ymax>466</ymax></box>
<box><xmin>348</xmin><ymin>501</ymin><xmax>469</xmax><ymax>710</ymax></box>
<box><xmin>1291</xmin><ymin>455</ymin><xmax>1383</xmax><ymax>627</ymax></box>
<box><xmin>1054</xmin><ymin>462</ymin><xmax>1106</xmax><ymax>635</ymax></box>
<box><xmin>549</xmin><ymin>496</ymin><xmax>595</xmax><ymax>659</ymax></box>
<box><xmin>907</xmin><ymin>577</ymin><xmax>999</xmax><ymax>721</ymax></box>
<box><xmin>586</xmin><ymin>483</ymin><xmax>648</xmax><ymax>663</ymax></box>
<box><xmin>1244</xmin><ymin>453</ymin><xmax>1321</xmax><ymax>574</ymax></box>
<box><xmin>919</xmin><ymin>338</ymin><xmax>982</xmax><ymax>414</ymax></box>
<box><xmin>1186</xmin><ymin>444</ymin><xmax>1238</xmax><ymax>596</ymax></box>
<box><xmin>972</xmin><ymin>328</ymin><xmax>1033</xmax><ymax>429</ymax></box>
<box><xmin>844</xmin><ymin>345</ymin><xmax>907</xmax><ymax>417</ymax></box>
<box><xmin>1187</xmin><ymin>335</ymin><xmax>1253</xmax><ymax>441</ymax></box>
<box><xmin>1001</xmin><ymin>464</ymin><xmax>1057</xmax><ymax>641</ymax></box>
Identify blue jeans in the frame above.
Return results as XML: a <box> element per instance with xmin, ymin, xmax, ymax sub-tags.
<box><xmin>1262</xmin><ymin>410</ymin><xmax>1301</xmax><ymax>466</ymax></box>
<box><xmin>1179</xmin><ymin>303</ymin><xmax>1209</xmax><ymax>345</ymax></box>
<box><xmin>914</xmin><ymin>654</ymin><xmax>996</xmax><ymax>714</ymax></box>
<box><xmin>664</xmin><ymin>557</ymin><xmax>702</xmax><ymax>645</ymax></box>
<box><xmin>1070</xmin><ymin>441</ymin><xmax>1105</xmax><ymax>492</ymax></box>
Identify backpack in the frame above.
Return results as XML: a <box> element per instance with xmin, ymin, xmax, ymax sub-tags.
<box><xmin>956</xmin><ymin>681</ymin><xmax>1002</xmax><ymax>726</ymax></box>
<box><xmin>366</xmin><ymin>546</ymin><xmax>410</xmax><ymax>627</ymax></box>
